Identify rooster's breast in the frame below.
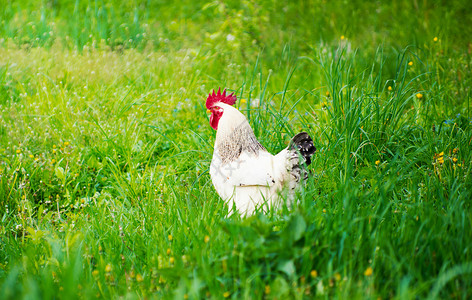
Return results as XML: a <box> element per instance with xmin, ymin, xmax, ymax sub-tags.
<box><xmin>210</xmin><ymin>149</ymin><xmax>287</xmax><ymax>214</ymax></box>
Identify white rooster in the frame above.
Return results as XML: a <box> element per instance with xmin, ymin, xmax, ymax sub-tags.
<box><xmin>207</xmin><ymin>88</ymin><xmax>316</xmax><ymax>215</ymax></box>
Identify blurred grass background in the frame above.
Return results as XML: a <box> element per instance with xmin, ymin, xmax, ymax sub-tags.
<box><xmin>0</xmin><ymin>0</ymin><xmax>471</xmax><ymax>299</ymax></box>
<box><xmin>1</xmin><ymin>0</ymin><xmax>472</xmax><ymax>52</ymax></box>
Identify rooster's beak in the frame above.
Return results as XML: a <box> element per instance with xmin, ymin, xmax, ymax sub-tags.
<box><xmin>206</xmin><ymin>109</ymin><xmax>211</xmax><ymax>113</ymax></box>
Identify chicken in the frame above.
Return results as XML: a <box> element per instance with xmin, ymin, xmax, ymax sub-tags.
<box><xmin>207</xmin><ymin>88</ymin><xmax>316</xmax><ymax>215</ymax></box>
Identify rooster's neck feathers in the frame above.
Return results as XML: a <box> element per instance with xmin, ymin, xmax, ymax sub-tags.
<box><xmin>214</xmin><ymin>103</ymin><xmax>266</xmax><ymax>163</ymax></box>
<box><xmin>217</xmin><ymin>122</ymin><xmax>266</xmax><ymax>163</ymax></box>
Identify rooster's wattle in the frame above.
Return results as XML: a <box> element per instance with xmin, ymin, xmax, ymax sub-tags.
<box><xmin>207</xmin><ymin>88</ymin><xmax>315</xmax><ymax>215</ymax></box>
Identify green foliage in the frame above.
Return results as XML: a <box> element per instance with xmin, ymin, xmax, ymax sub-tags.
<box><xmin>1</xmin><ymin>0</ymin><xmax>472</xmax><ymax>299</ymax></box>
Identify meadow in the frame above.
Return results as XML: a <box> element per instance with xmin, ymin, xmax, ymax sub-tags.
<box><xmin>0</xmin><ymin>0</ymin><xmax>471</xmax><ymax>299</ymax></box>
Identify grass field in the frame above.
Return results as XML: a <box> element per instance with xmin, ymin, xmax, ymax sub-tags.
<box><xmin>1</xmin><ymin>0</ymin><xmax>472</xmax><ymax>299</ymax></box>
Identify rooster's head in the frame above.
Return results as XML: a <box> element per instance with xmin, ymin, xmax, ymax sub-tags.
<box><xmin>206</xmin><ymin>88</ymin><xmax>237</xmax><ymax>130</ymax></box>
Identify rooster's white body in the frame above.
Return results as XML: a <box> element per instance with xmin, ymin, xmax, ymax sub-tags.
<box><xmin>208</xmin><ymin>100</ymin><xmax>315</xmax><ymax>215</ymax></box>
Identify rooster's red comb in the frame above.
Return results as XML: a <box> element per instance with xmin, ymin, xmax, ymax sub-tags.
<box><xmin>206</xmin><ymin>88</ymin><xmax>237</xmax><ymax>109</ymax></box>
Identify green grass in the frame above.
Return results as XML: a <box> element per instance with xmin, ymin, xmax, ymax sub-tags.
<box><xmin>1</xmin><ymin>0</ymin><xmax>472</xmax><ymax>299</ymax></box>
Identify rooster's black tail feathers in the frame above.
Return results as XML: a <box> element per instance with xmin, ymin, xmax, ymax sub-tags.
<box><xmin>289</xmin><ymin>132</ymin><xmax>316</xmax><ymax>166</ymax></box>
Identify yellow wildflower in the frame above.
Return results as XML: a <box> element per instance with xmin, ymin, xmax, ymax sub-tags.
<box><xmin>136</xmin><ymin>274</ymin><xmax>143</xmax><ymax>282</ymax></box>
<box><xmin>416</xmin><ymin>93</ymin><xmax>423</xmax><ymax>99</ymax></box>
<box><xmin>310</xmin><ymin>270</ymin><xmax>318</xmax><ymax>278</ymax></box>
<box><xmin>92</xmin><ymin>270</ymin><xmax>99</xmax><ymax>276</ymax></box>
<box><xmin>204</xmin><ymin>235</ymin><xmax>210</xmax><ymax>243</ymax></box>
<box><xmin>364</xmin><ymin>266</ymin><xmax>373</xmax><ymax>276</ymax></box>
<box><xmin>16</xmin><ymin>149</ymin><xmax>21</xmax><ymax>154</ymax></box>
<box><xmin>325</xmin><ymin>91</ymin><xmax>330</xmax><ymax>97</ymax></box>
<box><xmin>340</xmin><ymin>35</ymin><xmax>345</xmax><ymax>40</ymax></box>
<box><xmin>29</xmin><ymin>154</ymin><xmax>34</xmax><ymax>158</ymax></box>
<box><xmin>265</xmin><ymin>285</ymin><xmax>271</xmax><ymax>294</ymax></box>
<box><xmin>166</xmin><ymin>248</ymin><xmax>171</xmax><ymax>255</ymax></box>
<box><xmin>53</xmin><ymin>145</ymin><xmax>57</xmax><ymax>148</ymax></box>
<box><xmin>433</xmin><ymin>37</ymin><xmax>438</xmax><ymax>42</ymax></box>
<box><xmin>408</xmin><ymin>61</ymin><xmax>413</xmax><ymax>66</ymax></box>
<box><xmin>375</xmin><ymin>160</ymin><xmax>380</xmax><ymax>166</ymax></box>
<box><xmin>452</xmin><ymin>157</ymin><xmax>458</xmax><ymax>163</ymax></box>
<box><xmin>223</xmin><ymin>291</ymin><xmax>230</xmax><ymax>298</ymax></box>
<box><xmin>241</xmin><ymin>99</ymin><xmax>247</xmax><ymax>104</ymax></box>
<box><xmin>168</xmin><ymin>234</ymin><xmax>173</xmax><ymax>241</ymax></box>
<box><xmin>388</xmin><ymin>86</ymin><xmax>392</xmax><ymax>91</ymax></box>
<box><xmin>169</xmin><ymin>257</ymin><xmax>175</xmax><ymax>264</ymax></box>
<box><xmin>64</xmin><ymin>142</ymin><xmax>70</xmax><ymax>146</ymax></box>
<box><xmin>453</xmin><ymin>148</ymin><xmax>458</xmax><ymax>154</ymax></box>
<box><xmin>105</xmin><ymin>264</ymin><xmax>112</xmax><ymax>273</ymax></box>
<box><xmin>334</xmin><ymin>273</ymin><xmax>341</xmax><ymax>281</ymax></box>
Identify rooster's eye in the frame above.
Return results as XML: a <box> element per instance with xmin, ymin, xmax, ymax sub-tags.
<box><xmin>210</xmin><ymin>107</ymin><xmax>223</xmax><ymax>114</ymax></box>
